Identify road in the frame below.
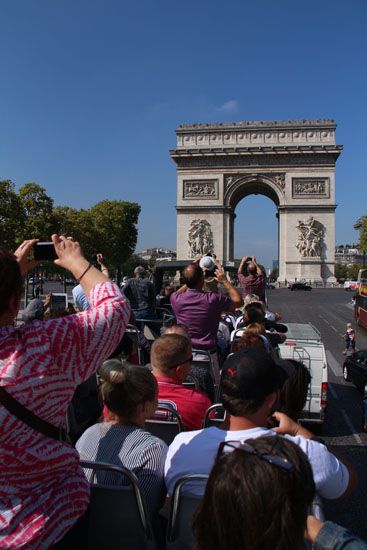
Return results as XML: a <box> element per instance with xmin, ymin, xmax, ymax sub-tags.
<box><xmin>268</xmin><ymin>288</ymin><xmax>367</xmax><ymax>538</ymax></box>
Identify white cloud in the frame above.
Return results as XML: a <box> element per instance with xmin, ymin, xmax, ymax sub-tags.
<box><xmin>215</xmin><ymin>99</ymin><xmax>239</xmax><ymax>113</ymax></box>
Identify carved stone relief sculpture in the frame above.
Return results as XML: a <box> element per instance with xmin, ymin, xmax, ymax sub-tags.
<box><xmin>296</xmin><ymin>217</ymin><xmax>324</xmax><ymax>258</ymax></box>
<box><xmin>188</xmin><ymin>219</ymin><xmax>214</xmax><ymax>258</ymax></box>
<box><xmin>292</xmin><ymin>178</ymin><xmax>329</xmax><ymax>197</ymax></box>
<box><xmin>183</xmin><ymin>180</ymin><xmax>218</xmax><ymax>199</ymax></box>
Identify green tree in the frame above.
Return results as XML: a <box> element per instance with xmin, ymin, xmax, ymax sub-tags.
<box><xmin>347</xmin><ymin>264</ymin><xmax>363</xmax><ymax>280</ymax></box>
<box><xmin>359</xmin><ymin>216</ymin><xmax>367</xmax><ymax>254</ymax></box>
<box><xmin>53</xmin><ymin>206</ymin><xmax>99</xmax><ymax>259</ymax></box>
<box><xmin>269</xmin><ymin>268</ymin><xmax>279</xmax><ymax>281</ymax></box>
<box><xmin>18</xmin><ymin>183</ymin><xmax>55</xmax><ymax>240</ymax></box>
<box><xmin>120</xmin><ymin>254</ymin><xmax>149</xmax><ymax>277</ymax></box>
<box><xmin>335</xmin><ymin>263</ymin><xmax>348</xmax><ymax>281</ymax></box>
<box><xmin>90</xmin><ymin>200</ymin><xmax>140</xmax><ymax>280</ymax></box>
<box><xmin>0</xmin><ymin>180</ymin><xmax>25</xmax><ymax>249</ymax></box>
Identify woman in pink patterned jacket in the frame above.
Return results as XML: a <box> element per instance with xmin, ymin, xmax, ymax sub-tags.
<box><xmin>0</xmin><ymin>235</ymin><xmax>130</xmax><ymax>548</ymax></box>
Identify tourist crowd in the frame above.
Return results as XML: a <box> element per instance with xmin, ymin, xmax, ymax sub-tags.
<box><xmin>0</xmin><ymin>241</ymin><xmax>365</xmax><ymax>549</ymax></box>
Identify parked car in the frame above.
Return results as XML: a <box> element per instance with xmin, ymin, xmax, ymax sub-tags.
<box><xmin>266</xmin><ymin>283</ymin><xmax>276</xmax><ymax>289</ymax></box>
<box><xmin>344</xmin><ymin>280</ymin><xmax>358</xmax><ymax>291</ymax></box>
<box><xmin>343</xmin><ymin>350</ymin><xmax>367</xmax><ymax>393</ymax></box>
<box><xmin>288</xmin><ymin>283</ymin><xmax>312</xmax><ymax>291</ymax></box>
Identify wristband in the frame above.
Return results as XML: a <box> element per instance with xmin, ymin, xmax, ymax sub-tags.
<box><xmin>76</xmin><ymin>263</ymin><xmax>93</xmax><ymax>283</ymax></box>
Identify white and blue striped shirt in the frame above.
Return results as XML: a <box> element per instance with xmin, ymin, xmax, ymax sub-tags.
<box><xmin>76</xmin><ymin>422</ymin><xmax>168</xmax><ymax>515</ymax></box>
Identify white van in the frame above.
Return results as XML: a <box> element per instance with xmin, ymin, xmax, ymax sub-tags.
<box><xmin>278</xmin><ymin>323</ymin><xmax>328</xmax><ymax>425</ymax></box>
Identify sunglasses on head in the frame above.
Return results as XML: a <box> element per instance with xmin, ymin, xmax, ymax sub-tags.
<box><xmin>217</xmin><ymin>440</ymin><xmax>294</xmax><ymax>472</ymax></box>
<box><xmin>167</xmin><ymin>354</ymin><xmax>193</xmax><ymax>370</ymax></box>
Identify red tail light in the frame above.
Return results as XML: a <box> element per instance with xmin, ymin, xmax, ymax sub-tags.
<box><xmin>321</xmin><ymin>382</ymin><xmax>328</xmax><ymax>407</ymax></box>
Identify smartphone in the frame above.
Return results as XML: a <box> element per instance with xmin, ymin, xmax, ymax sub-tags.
<box><xmin>33</xmin><ymin>242</ymin><xmax>57</xmax><ymax>261</ymax></box>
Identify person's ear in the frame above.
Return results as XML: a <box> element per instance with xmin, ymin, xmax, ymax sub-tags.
<box><xmin>265</xmin><ymin>391</ymin><xmax>278</xmax><ymax>411</ymax></box>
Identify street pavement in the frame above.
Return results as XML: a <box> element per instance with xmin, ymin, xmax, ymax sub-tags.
<box><xmin>268</xmin><ymin>288</ymin><xmax>367</xmax><ymax>538</ymax></box>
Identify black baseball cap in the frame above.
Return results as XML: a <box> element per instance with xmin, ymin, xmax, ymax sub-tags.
<box><xmin>221</xmin><ymin>348</ymin><xmax>294</xmax><ymax>400</ymax></box>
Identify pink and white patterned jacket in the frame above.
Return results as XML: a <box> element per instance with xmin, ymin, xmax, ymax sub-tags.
<box><xmin>0</xmin><ymin>282</ymin><xmax>130</xmax><ymax>548</ymax></box>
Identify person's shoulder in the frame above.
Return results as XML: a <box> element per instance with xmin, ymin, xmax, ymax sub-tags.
<box><xmin>191</xmin><ymin>388</ymin><xmax>212</xmax><ymax>407</ymax></box>
<box><xmin>285</xmin><ymin>433</ymin><xmax>330</xmax><ymax>458</ymax></box>
<box><xmin>168</xmin><ymin>427</ymin><xmax>204</xmax><ymax>449</ymax></box>
<box><xmin>76</xmin><ymin>422</ymin><xmax>107</xmax><ymax>448</ymax></box>
<box><xmin>206</xmin><ymin>290</ymin><xmax>230</xmax><ymax>303</ymax></box>
<box><xmin>139</xmin><ymin>428</ymin><xmax>168</xmax><ymax>449</ymax></box>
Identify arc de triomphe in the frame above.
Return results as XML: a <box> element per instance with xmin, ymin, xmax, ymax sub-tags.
<box><xmin>170</xmin><ymin>119</ymin><xmax>342</xmax><ymax>283</ymax></box>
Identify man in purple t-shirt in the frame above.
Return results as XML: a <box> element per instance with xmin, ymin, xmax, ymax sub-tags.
<box><xmin>237</xmin><ymin>255</ymin><xmax>266</xmax><ymax>302</ymax></box>
<box><xmin>170</xmin><ymin>262</ymin><xmax>243</xmax><ymax>350</ymax></box>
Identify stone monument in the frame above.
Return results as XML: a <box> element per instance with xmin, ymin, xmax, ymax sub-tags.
<box><xmin>170</xmin><ymin>119</ymin><xmax>342</xmax><ymax>283</ymax></box>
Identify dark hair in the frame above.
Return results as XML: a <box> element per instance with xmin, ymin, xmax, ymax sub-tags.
<box><xmin>0</xmin><ymin>247</ymin><xmax>23</xmax><ymax>316</ymax></box>
<box><xmin>231</xmin><ymin>333</ymin><xmax>265</xmax><ymax>353</ymax></box>
<box><xmin>161</xmin><ymin>323</ymin><xmax>190</xmax><ymax>339</ymax></box>
<box><xmin>99</xmin><ymin>360</ymin><xmax>157</xmax><ymax>421</ymax></box>
<box><xmin>182</xmin><ymin>263</ymin><xmax>204</xmax><ymax>289</ymax></box>
<box><xmin>221</xmin><ymin>376</ymin><xmax>265</xmax><ymax>417</ymax></box>
<box><xmin>244</xmin><ymin>322</ymin><xmax>266</xmax><ymax>335</ymax></box>
<box><xmin>247</xmin><ymin>262</ymin><xmax>257</xmax><ymax>276</ymax></box>
<box><xmin>278</xmin><ymin>359</ymin><xmax>311</xmax><ymax>421</ymax></box>
<box><xmin>151</xmin><ymin>333</ymin><xmax>191</xmax><ymax>373</ymax></box>
<box><xmin>193</xmin><ymin>436</ymin><xmax>315</xmax><ymax>550</ymax></box>
<box><xmin>244</xmin><ymin>306</ymin><xmax>265</xmax><ymax>325</ymax></box>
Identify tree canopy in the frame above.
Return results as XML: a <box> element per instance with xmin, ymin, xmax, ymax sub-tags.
<box><xmin>358</xmin><ymin>216</ymin><xmax>367</xmax><ymax>254</ymax></box>
<box><xmin>0</xmin><ymin>180</ymin><xmax>141</xmax><ymax>279</ymax></box>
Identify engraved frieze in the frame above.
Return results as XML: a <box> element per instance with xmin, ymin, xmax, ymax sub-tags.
<box><xmin>292</xmin><ymin>178</ymin><xmax>330</xmax><ymax>198</ymax></box>
<box><xmin>183</xmin><ymin>180</ymin><xmax>218</xmax><ymax>199</ymax></box>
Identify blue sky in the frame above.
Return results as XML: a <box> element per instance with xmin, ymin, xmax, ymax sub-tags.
<box><xmin>1</xmin><ymin>0</ymin><xmax>366</xmax><ymax>268</ymax></box>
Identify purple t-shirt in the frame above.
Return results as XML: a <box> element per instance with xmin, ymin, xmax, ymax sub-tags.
<box><xmin>170</xmin><ymin>289</ymin><xmax>232</xmax><ymax>349</ymax></box>
<box><xmin>238</xmin><ymin>273</ymin><xmax>266</xmax><ymax>302</ymax></box>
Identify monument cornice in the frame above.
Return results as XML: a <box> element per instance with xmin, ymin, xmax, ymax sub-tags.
<box><xmin>177</xmin><ymin>119</ymin><xmax>336</xmax><ymax>132</ymax></box>
<box><xmin>170</xmin><ymin>145</ymin><xmax>343</xmax><ymax>157</ymax></box>
<box><xmin>278</xmin><ymin>205</ymin><xmax>337</xmax><ymax>212</ymax></box>
<box><xmin>175</xmin><ymin>119</ymin><xmax>338</xmax><ymax>150</ymax></box>
<box><xmin>176</xmin><ymin>205</ymin><xmax>233</xmax><ymax>214</ymax></box>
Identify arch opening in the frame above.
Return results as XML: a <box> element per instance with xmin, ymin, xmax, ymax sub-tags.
<box><xmin>233</xmin><ymin>194</ymin><xmax>279</xmax><ymax>275</ymax></box>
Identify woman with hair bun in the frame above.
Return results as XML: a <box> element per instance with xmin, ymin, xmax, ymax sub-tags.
<box><xmin>76</xmin><ymin>361</ymin><xmax>167</xmax><ymax>516</ymax></box>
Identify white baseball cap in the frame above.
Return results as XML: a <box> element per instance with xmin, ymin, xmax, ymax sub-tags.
<box><xmin>199</xmin><ymin>256</ymin><xmax>216</xmax><ymax>271</ymax></box>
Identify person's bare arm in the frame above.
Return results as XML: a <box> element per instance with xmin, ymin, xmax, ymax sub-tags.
<box><xmin>52</xmin><ymin>234</ymin><xmax>108</xmax><ymax>297</ymax></box>
<box><xmin>252</xmin><ymin>256</ymin><xmax>263</xmax><ymax>276</ymax></box>
<box><xmin>238</xmin><ymin>255</ymin><xmax>250</xmax><ymax>275</ymax></box>
<box><xmin>305</xmin><ymin>516</ymin><xmax>324</xmax><ymax>544</ymax></box>
<box><xmin>215</xmin><ymin>265</ymin><xmax>243</xmax><ymax>309</ymax></box>
<box><xmin>97</xmin><ymin>253</ymin><xmax>110</xmax><ymax>278</ymax></box>
<box><xmin>273</xmin><ymin>411</ymin><xmax>357</xmax><ymax>499</ymax></box>
<box><xmin>13</xmin><ymin>239</ymin><xmax>41</xmax><ymax>275</ymax></box>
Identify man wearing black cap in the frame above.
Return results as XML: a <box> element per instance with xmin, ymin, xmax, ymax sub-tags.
<box><xmin>165</xmin><ymin>348</ymin><xmax>355</xmax><ymax>500</ymax></box>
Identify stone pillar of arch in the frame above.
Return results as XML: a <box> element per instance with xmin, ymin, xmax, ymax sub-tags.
<box><xmin>170</xmin><ymin>120</ymin><xmax>342</xmax><ymax>283</ymax></box>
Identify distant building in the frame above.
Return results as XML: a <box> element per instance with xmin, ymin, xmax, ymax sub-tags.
<box><xmin>272</xmin><ymin>260</ymin><xmax>279</xmax><ymax>270</ymax></box>
<box><xmin>138</xmin><ymin>248</ymin><xmax>177</xmax><ymax>262</ymax></box>
<box><xmin>335</xmin><ymin>244</ymin><xmax>364</xmax><ymax>266</ymax></box>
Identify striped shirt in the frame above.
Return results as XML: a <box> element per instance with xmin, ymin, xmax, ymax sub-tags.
<box><xmin>0</xmin><ymin>282</ymin><xmax>130</xmax><ymax>548</ymax></box>
<box><xmin>76</xmin><ymin>423</ymin><xmax>168</xmax><ymax>515</ymax></box>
